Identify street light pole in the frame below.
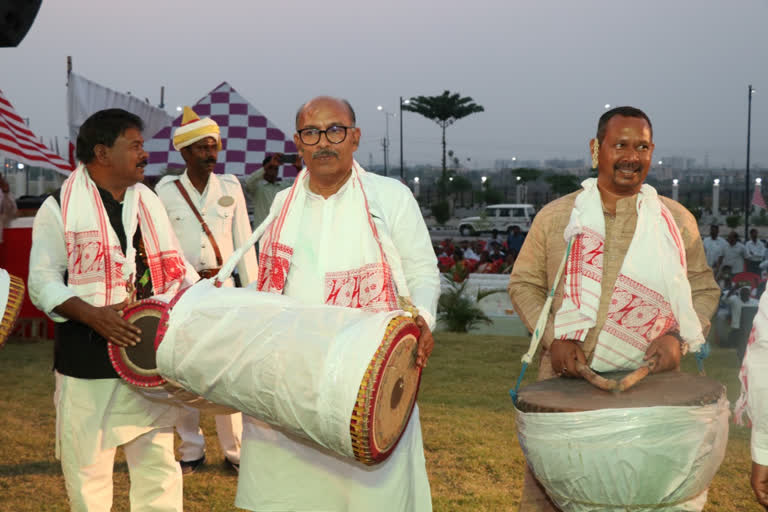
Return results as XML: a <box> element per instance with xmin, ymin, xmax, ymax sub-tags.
<box><xmin>377</xmin><ymin>105</ymin><xmax>394</xmax><ymax>176</ymax></box>
<box><xmin>399</xmin><ymin>96</ymin><xmax>404</xmax><ymax>180</ymax></box>
<box><xmin>745</xmin><ymin>85</ymin><xmax>755</xmax><ymax>240</ymax></box>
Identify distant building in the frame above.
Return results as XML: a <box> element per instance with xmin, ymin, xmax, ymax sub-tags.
<box><xmin>544</xmin><ymin>158</ymin><xmax>586</xmax><ymax>170</ymax></box>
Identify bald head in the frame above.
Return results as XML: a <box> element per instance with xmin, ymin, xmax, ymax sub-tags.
<box><xmin>295</xmin><ymin>96</ymin><xmax>356</xmax><ymax>130</ymax></box>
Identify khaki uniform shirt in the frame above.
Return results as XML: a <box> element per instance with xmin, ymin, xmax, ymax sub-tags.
<box><xmin>508</xmin><ymin>190</ymin><xmax>720</xmax><ymax>373</ymax></box>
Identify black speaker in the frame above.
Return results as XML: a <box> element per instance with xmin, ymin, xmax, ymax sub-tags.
<box><xmin>0</xmin><ymin>0</ymin><xmax>43</xmax><ymax>48</ymax></box>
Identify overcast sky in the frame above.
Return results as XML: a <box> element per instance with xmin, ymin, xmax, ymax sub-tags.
<box><xmin>2</xmin><ymin>0</ymin><xmax>768</xmax><ymax>170</ymax></box>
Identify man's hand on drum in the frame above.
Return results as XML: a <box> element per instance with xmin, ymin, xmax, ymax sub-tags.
<box><xmin>550</xmin><ymin>339</ymin><xmax>587</xmax><ymax>378</ymax></box>
<box><xmin>414</xmin><ymin>315</ymin><xmax>434</xmax><ymax>368</ymax></box>
<box><xmin>86</xmin><ymin>299</ymin><xmax>142</xmax><ymax>347</ymax></box>
<box><xmin>752</xmin><ymin>462</ymin><xmax>768</xmax><ymax>509</ymax></box>
<box><xmin>643</xmin><ymin>334</ymin><xmax>681</xmax><ymax>373</ymax></box>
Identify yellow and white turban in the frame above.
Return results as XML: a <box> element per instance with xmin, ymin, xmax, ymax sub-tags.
<box><xmin>172</xmin><ymin>106</ymin><xmax>222</xmax><ymax>151</ymax></box>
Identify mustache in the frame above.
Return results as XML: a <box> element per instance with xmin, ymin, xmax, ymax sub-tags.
<box><xmin>201</xmin><ymin>157</ymin><xmax>216</xmax><ymax>165</ymax></box>
<box><xmin>137</xmin><ymin>159</ymin><xmax>148</xmax><ymax>168</ymax></box>
<box><xmin>614</xmin><ymin>161</ymin><xmax>641</xmax><ymax>171</ymax></box>
<box><xmin>311</xmin><ymin>149</ymin><xmax>338</xmax><ymax>159</ymax></box>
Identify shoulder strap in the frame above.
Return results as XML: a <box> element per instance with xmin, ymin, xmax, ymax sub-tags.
<box><xmin>173</xmin><ymin>180</ymin><xmax>223</xmax><ymax>267</ymax></box>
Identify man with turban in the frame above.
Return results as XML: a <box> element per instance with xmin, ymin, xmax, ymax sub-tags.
<box><xmin>156</xmin><ymin>106</ymin><xmax>258</xmax><ymax>474</ymax></box>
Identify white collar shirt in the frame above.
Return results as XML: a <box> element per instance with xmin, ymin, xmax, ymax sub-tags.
<box><xmin>702</xmin><ymin>236</ymin><xmax>727</xmax><ymax>268</ymax></box>
<box><xmin>746</xmin><ymin>239</ymin><xmax>766</xmax><ymax>262</ymax></box>
<box><xmin>722</xmin><ymin>241</ymin><xmax>746</xmax><ymax>274</ymax></box>
<box><xmin>156</xmin><ymin>170</ymin><xmax>258</xmax><ymax>286</ymax></box>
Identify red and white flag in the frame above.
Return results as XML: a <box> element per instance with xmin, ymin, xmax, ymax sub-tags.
<box><xmin>0</xmin><ymin>89</ymin><xmax>73</xmax><ymax>175</ymax></box>
<box><xmin>753</xmin><ymin>185</ymin><xmax>767</xmax><ymax>211</ymax></box>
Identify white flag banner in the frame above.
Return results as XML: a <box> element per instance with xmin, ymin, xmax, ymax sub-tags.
<box><xmin>67</xmin><ymin>73</ymin><xmax>173</xmax><ymax>158</ymax></box>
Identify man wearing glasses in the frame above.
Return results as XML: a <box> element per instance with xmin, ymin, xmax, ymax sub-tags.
<box><xmin>234</xmin><ymin>96</ymin><xmax>440</xmax><ymax>511</ymax></box>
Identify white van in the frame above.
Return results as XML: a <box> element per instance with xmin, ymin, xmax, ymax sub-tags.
<box><xmin>457</xmin><ymin>203</ymin><xmax>536</xmax><ymax>236</ymax></box>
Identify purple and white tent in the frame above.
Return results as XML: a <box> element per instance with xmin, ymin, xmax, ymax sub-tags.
<box><xmin>144</xmin><ymin>82</ymin><xmax>298</xmax><ymax>178</ymax></box>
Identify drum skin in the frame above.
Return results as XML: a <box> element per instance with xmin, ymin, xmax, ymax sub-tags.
<box><xmin>351</xmin><ymin>316</ymin><xmax>422</xmax><ymax>465</ymax></box>
<box><xmin>107</xmin><ymin>299</ymin><xmax>166</xmax><ymax>388</ymax></box>
<box><xmin>516</xmin><ymin>371</ymin><xmax>725</xmax><ymax>413</ymax></box>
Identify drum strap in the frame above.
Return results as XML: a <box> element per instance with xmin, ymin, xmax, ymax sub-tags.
<box><xmin>510</xmin><ymin>237</ymin><xmax>573</xmax><ymax>405</ymax></box>
<box><xmin>174</xmin><ymin>180</ymin><xmax>223</xmax><ymax>267</ymax></box>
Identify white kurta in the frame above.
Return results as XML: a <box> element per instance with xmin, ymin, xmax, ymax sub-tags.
<box><xmin>235</xmin><ymin>172</ymin><xmax>439</xmax><ymax>512</ymax></box>
<box><xmin>156</xmin><ymin>171</ymin><xmax>258</xmax><ymax>286</ymax></box>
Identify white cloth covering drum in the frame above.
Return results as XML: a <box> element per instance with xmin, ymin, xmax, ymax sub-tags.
<box><xmin>516</xmin><ymin>397</ymin><xmax>730</xmax><ymax>512</ymax></box>
<box><xmin>155</xmin><ymin>279</ymin><xmax>405</xmax><ymax>459</ymax></box>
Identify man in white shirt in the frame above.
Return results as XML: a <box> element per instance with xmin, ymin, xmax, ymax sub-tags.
<box><xmin>702</xmin><ymin>224</ymin><xmax>727</xmax><ymax>275</ymax></box>
<box><xmin>746</xmin><ymin>228</ymin><xmax>766</xmax><ymax>274</ymax></box>
<box><xmin>722</xmin><ymin>231</ymin><xmax>747</xmax><ymax>275</ymax></box>
<box><xmin>235</xmin><ymin>96</ymin><xmax>439</xmax><ymax>511</ymax></box>
<box><xmin>156</xmin><ymin>106</ymin><xmax>258</xmax><ymax>474</ymax></box>
<box><xmin>28</xmin><ymin>109</ymin><xmax>198</xmax><ymax>511</ymax></box>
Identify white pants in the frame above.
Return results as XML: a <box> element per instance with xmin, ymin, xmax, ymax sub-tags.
<box><xmin>176</xmin><ymin>406</ymin><xmax>242</xmax><ymax>464</ymax></box>
<box><xmin>59</xmin><ymin>426</ymin><xmax>182</xmax><ymax>512</ymax></box>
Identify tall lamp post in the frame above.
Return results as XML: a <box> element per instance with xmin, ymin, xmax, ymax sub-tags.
<box><xmin>399</xmin><ymin>97</ymin><xmax>411</xmax><ymax>180</ymax></box>
<box><xmin>376</xmin><ymin>105</ymin><xmax>395</xmax><ymax>176</ymax></box>
<box><xmin>745</xmin><ymin>85</ymin><xmax>756</xmax><ymax>240</ymax></box>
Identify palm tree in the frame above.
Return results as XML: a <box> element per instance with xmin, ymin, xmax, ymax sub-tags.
<box><xmin>403</xmin><ymin>91</ymin><xmax>484</xmax><ymax>199</ymax></box>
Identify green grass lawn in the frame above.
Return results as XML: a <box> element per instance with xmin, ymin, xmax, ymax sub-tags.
<box><xmin>0</xmin><ymin>334</ymin><xmax>762</xmax><ymax>511</ymax></box>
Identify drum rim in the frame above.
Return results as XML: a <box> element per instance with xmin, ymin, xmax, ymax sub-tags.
<box><xmin>108</xmin><ymin>299</ymin><xmax>168</xmax><ymax>388</ymax></box>
<box><xmin>0</xmin><ymin>275</ymin><xmax>25</xmax><ymax>348</ymax></box>
<box><xmin>350</xmin><ymin>316</ymin><xmax>422</xmax><ymax>465</ymax></box>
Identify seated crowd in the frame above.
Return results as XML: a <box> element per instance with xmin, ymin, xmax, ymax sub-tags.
<box><xmin>434</xmin><ymin>232</ymin><xmax>522</xmax><ymax>281</ymax></box>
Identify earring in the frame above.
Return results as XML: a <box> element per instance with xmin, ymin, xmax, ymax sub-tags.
<box><xmin>591</xmin><ymin>140</ymin><xmax>599</xmax><ymax>169</ymax></box>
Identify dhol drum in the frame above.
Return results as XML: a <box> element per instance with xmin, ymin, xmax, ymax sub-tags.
<box><xmin>154</xmin><ymin>279</ymin><xmax>423</xmax><ymax>465</ymax></box>
<box><xmin>107</xmin><ymin>295</ymin><xmax>237</xmax><ymax>414</ymax></box>
<box><xmin>0</xmin><ymin>270</ymin><xmax>24</xmax><ymax>348</ymax></box>
<box><xmin>515</xmin><ymin>371</ymin><xmax>729</xmax><ymax>512</ymax></box>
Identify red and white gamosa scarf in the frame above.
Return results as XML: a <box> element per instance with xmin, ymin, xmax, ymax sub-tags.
<box><xmin>256</xmin><ymin>161</ymin><xmax>401</xmax><ymax>313</ymax></box>
<box><xmin>60</xmin><ymin>164</ymin><xmax>190</xmax><ymax>306</ymax></box>
<box><xmin>553</xmin><ymin>178</ymin><xmax>705</xmax><ymax>372</ymax></box>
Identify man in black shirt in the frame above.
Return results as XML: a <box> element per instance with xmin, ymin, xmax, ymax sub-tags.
<box><xmin>28</xmin><ymin>109</ymin><xmax>197</xmax><ymax>511</ymax></box>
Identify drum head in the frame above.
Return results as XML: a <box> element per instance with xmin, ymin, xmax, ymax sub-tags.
<box><xmin>108</xmin><ymin>299</ymin><xmax>167</xmax><ymax>388</ymax></box>
<box><xmin>516</xmin><ymin>371</ymin><xmax>725</xmax><ymax>413</ymax></box>
<box><xmin>351</xmin><ymin>316</ymin><xmax>422</xmax><ymax>465</ymax></box>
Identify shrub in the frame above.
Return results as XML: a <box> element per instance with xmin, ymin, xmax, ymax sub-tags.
<box><xmin>726</xmin><ymin>214</ymin><xmax>742</xmax><ymax>228</ymax></box>
<box><xmin>437</xmin><ymin>281</ymin><xmax>492</xmax><ymax>332</ymax></box>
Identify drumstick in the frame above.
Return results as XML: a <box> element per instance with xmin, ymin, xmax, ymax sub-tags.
<box><xmin>617</xmin><ymin>366</ymin><xmax>650</xmax><ymax>392</ymax></box>
<box><xmin>574</xmin><ymin>361</ymin><xmax>618</xmax><ymax>392</ymax></box>
<box><xmin>574</xmin><ymin>357</ymin><xmax>657</xmax><ymax>393</ymax></box>
<box><xmin>213</xmin><ymin>213</ymin><xmax>276</xmax><ymax>286</ymax></box>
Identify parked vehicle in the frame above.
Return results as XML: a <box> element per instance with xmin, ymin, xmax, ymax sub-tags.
<box><xmin>457</xmin><ymin>203</ymin><xmax>536</xmax><ymax>236</ymax></box>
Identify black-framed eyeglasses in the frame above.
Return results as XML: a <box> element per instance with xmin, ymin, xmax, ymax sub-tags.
<box><xmin>297</xmin><ymin>125</ymin><xmax>354</xmax><ymax>145</ymax></box>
